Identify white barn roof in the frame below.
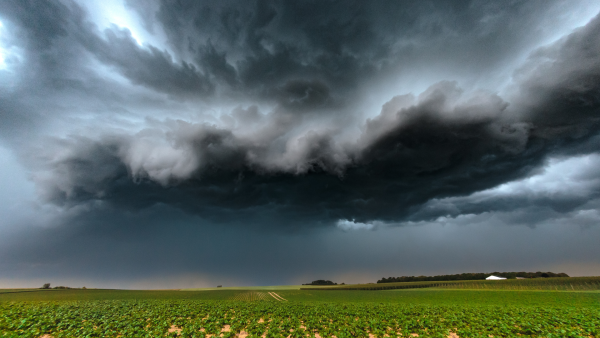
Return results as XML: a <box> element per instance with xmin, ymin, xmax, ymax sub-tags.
<box><xmin>486</xmin><ymin>275</ymin><xmax>507</xmax><ymax>280</ymax></box>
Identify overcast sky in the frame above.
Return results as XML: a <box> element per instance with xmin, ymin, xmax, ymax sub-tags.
<box><xmin>1</xmin><ymin>0</ymin><xmax>600</xmax><ymax>289</ymax></box>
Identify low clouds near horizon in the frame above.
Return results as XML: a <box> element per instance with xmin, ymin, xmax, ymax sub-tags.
<box><xmin>1</xmin><ymin>0</ymin><xmax>600</xmax><ymax>288</ymax></box>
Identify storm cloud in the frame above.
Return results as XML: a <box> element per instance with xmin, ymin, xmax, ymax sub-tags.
<box><xmin>1</xmin><ymin>0</ymin><xmax>600</xmax><ymax>287</ymax></box>
<box><xmin>22</xmin><ymin>10</ymin><xmax>600</xmax><ymax>225</ymax></box>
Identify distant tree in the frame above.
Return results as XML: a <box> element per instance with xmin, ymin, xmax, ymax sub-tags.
<box><xmin>303</xmin><ymin>280</ymin><xmax>337</xmax><ymax>285</ymax></box>
<box><xmin>41</xmin><ymin>283</ymin><xmax>50</xmax><ymax>289</ymax></box>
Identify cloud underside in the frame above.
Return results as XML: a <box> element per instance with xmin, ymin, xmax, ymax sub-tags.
<box><xmin>1</xmin><ymin>0</ymin><xmax>600</xmax><ymax>227</ymax></box>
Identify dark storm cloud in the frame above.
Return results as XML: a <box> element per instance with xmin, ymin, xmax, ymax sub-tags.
<box><xmin>513</xmin><ymin>20</ymin><xmax>600</xmax><ymax>133</ymax></box>
<box><xmin>0</xmin><ymin>0</ymin><xmax>70</xmax><ymax>52</ymax></box>
<box><xmin>1</xmin><ymin>0</ymin><xmax>600</xmax><ymax>228</ymax></box>
<box><xmin>120</xmin><ymin>0</ymin><xmax>589</xmax><ymax>104</ymax></box>
<box><xmin>30</xmin><ymin>13</ymin><xmax>600</xmax><ymax>226</ymax></box>
<box><xmin>3</xmin><ymin>0</ymin><xmax>600</xmax><ymax>288</ymax></box>
<box><xmin>1</xmin><ymin>0</ymin><xmax>592</xmax><ymax>106</ymax></box>
<box><xmin>1</xmin><ymin>0</ymin><xmax>213</xmax><ymax>102</ymax></box>
<box><xmin>84</xmin><ymin>27</ymin><xmax>215</xmax><ymax>97</ymax></box>
<box><xmin>410</xmin><ymin>151</ymin><xmax>600</xmax><ymax>224</ymax></box>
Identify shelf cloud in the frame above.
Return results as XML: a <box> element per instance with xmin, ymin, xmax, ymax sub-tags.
<box><xmin>1</xmin><ymin>0</ymin><xmax>599</xmax><ymax>287</ymax></box>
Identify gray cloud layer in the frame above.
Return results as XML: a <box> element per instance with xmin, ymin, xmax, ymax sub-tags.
<box><xmin>15</xmin><ymin>8</ymin><xmax>600</xmax><ymax>226</ymax></box>
<box><xmin>0</xmin><ymin>0</ymin><xmax>599</xmax><ymax>286</ymax></box>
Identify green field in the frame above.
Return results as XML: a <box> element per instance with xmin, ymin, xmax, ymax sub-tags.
<box><xmin>1</xmin><ymin>285</ymin><xmax>600</xmax><ymax>337</ymax></box>
<box><xmin>182</xmin><ymin>285</ymin><xmax>339</xmax><ymax>292</ymax></box>
<box><xmin>304</xmin><ymin>277</ymin><xmax>600</xmax><ymax>291</ymax></box>
<box><xmin>2</xmin><ymin>288</ymin><xmax>600</xmax><ymax>306</ymax></box>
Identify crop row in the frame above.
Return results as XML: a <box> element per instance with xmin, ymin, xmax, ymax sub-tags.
<box><xmin>1</xmin><ymin>300</ymin><xmax>599</xmax><ymax>338</ymax></box>
<box><xmin>231</xmin><ymin>293</ymin><xmax>271</xmax><ymax>302</ymax></box>
<box><xmin>301</xmin><ymin>284</ymin><xmax>443</xmax><ymax>291</ymax></box>
<box><xmin>437</xmin><ymin>277</ymin><xmax>600</xmax><ymax>291</ymax></box>
<box><xmin>306</xmin><ymin>277</ymin><xmax>600</xmax><ymax>291</ymax></box>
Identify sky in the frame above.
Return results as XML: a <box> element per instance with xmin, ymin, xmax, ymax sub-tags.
<box><xmin>0</xmin><ymin>0</ymin><xmax>600</xmax><ymax>289</ymax></box>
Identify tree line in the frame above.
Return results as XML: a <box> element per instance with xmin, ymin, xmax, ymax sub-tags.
<box><xmin>303</xmin><ymin>280</ymin><xmax>338</xmax><ymax>285</ymax></box>
<box><xmin>377</xmin><ymin>272</ymin><xmax>569</xmax><ymax>283</ymax></box>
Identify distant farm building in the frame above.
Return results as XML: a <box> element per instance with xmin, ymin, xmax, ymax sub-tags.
<box><xmin>486</xmin><ymin>275</ymin><xmax>507</xmax><ymax>280</ymax></box>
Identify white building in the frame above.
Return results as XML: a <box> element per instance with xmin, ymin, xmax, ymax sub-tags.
<box><xmin>486</xmin><ymin>275</ymin><xmax>507</xmax><ymax>280</ymax></box>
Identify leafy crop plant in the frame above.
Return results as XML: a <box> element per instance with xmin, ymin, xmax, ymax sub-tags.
<box><xmin>1</xmin><ymin>300</ymin><xmax>599</xmax><ymax>337</ymax></box>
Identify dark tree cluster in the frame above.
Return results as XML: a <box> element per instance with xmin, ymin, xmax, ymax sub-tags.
<box><xmin>377</xmin><ymin>272</ymin><xmax>570</xmax><ymax>283</ymax></box>
<box><xmin>303</xmin><ymin>280</ymin><xmax>338</xmax><ymax>285</ymax></box>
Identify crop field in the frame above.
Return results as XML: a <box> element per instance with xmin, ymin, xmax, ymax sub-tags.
<box><xmin>2</xmin><ymin>298</ymin><xmax>600</xmax><ymax>338</ymax></box>
<box><xmin>436</xmin><ymin>277</ymin><xmax>600</xmax><ymax>291</ymax></box>
<box><xmin>1</xmin><ymin>287</ymin><xmax>599</xmax><ymax>337</ymax></box>
<box><xmin>231</xmin><ymin>292</ymin><xmax>288</xmax><ymax>302</ymax></box>
<box><xmin>182</xmin><ymin>286</ymin><xmax>338</xmax><ymax>292</ymax></box>
<box><xmin>305</xmin><ymin>277</ymin><xmax>600</xmax><ymax>291</ymax></box>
